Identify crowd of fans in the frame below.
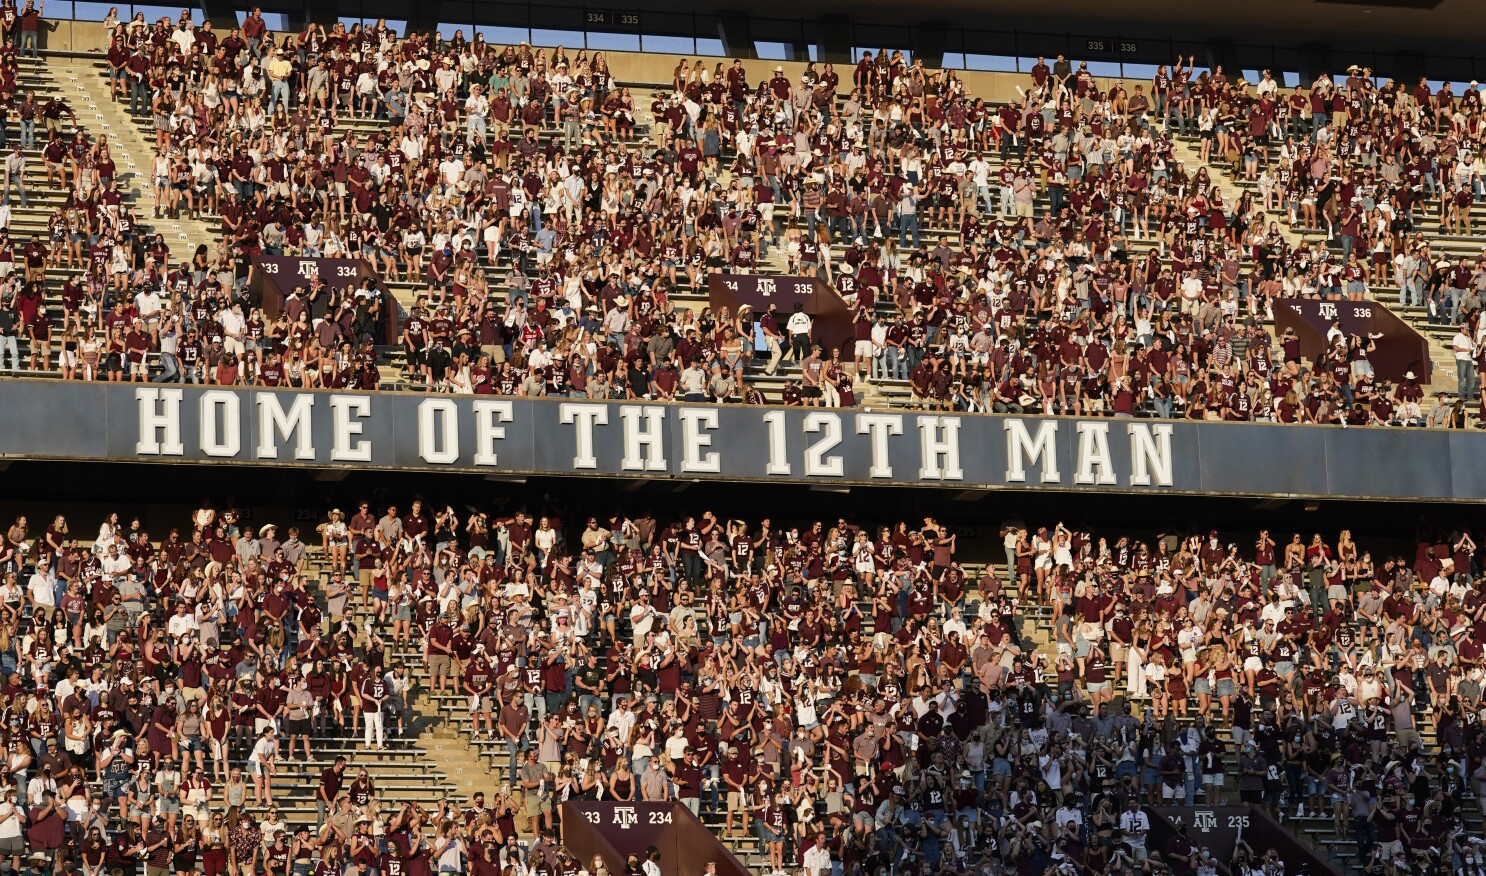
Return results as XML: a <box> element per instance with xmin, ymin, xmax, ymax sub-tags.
<box><xmin>0</xmin><ymin>10</ymin><xmax>1475</xmax><ymax>425</ymax></box>
<box><xmin>0</xmin><ymin>495</ymin><xmax>1483</xmax><ymax>876</ymax></box>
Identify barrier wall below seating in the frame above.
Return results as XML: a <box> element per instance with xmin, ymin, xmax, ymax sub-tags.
<box><xmin>559</xmin><ymin>802</ymin><xmax>751</xmax><ymax>876</ymax></box>
<box><xmin>1274</xmin><ymin>298</ymin><xmax>1433</xmax><ymax>383</ymax></box>
<box><xmin>1149</xmin><ymin>805</ymin><xmax>1340</xmax><ymax>876</ymax></box>
<box><xmin>709</xmin><ymin>272</ymin><xmax>855</xmax><ymax>354</ymax></box>
<box><xmin>6</xmin><ymin>381</ymin><xmax>1486</xmax><ymax>501</ymax></box>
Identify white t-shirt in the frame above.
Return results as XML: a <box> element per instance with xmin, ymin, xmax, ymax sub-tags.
<box><xmin>167</xmin><ymin>612</ymin><xmax>199</xmax><ymax>640</ymax></box>
<box><xmin>1119</xmin><ymin>809</ymin><xmax>1149</xmax><ymax>850</ymax></box>
<box><xmin>803</xmin><ymin>843</ymin><xmax>832</xmax><ymax>876</ymax></box>
<box><xmin>0</xmin><ymin>800</ymin><xmax>21</xmax><ymax>838</ymax></box>
<box><xmin>218</xmin><ymin>307</ymin><xmax>245</xmax><ymax>340</ymax></box>
<box><xmin>26</xmin><ymin>571</ymin><xmax>54</xmax><ymax>608</ymax></box>
<box><xmin>249</xmin><ymin>736</ymin><xmax>276</xmax><ymax>767</ymax></box>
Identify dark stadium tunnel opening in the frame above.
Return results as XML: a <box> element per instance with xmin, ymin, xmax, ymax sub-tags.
<box><xmin>2</xmin><ymin>460</ymin><xmax>1476</xmax><ymax>559</ymax></box>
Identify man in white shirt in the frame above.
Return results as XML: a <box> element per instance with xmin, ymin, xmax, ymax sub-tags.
<box><xmin>1256</xmin><ymin>69</ymin><xmax>1279</xmax><ymax>98</ymax></box>
<box><xmin>802</xmin><ymin>839</ymin><xmax>832</xmax><ymax>876</ymax></box>
<box><xmin>1119</xmin><ymin>798</ymin><xmax>1149</xmax><ymax>860</ymax></box>
<box><xmin>1452</xmin><ymin>324</ymin><xmax>1477</xmax><ymax>399</ymax></box>
<box><xmin>166</xmin><ymin>602</ymin><xmax>199</xmax><ymax>640</ymax></box>
<box><xmin>968</xmin><ymin>153</ymin><xmax>992</xmax><ymax>215</ymax></box>
<box><xmin>1054</xmin><ymin>797</ymin><xmax>1084</xmax><ymax>834</ymax></box>
<box><xmin>26</xmin><ymin>555</ymin><xmax>55</xmax><ymax>623</ymax></box>
<box><xmin>170</xmin><ymin>22</ymin><xmax>195</xmax><ymax>56</ymax></box>
<box><xmin>99</xmin><ymin>543</ymin><xmax>130</xmax><ymax>580</ymax></box>
<box><xmin>786</xmin><ymin>304</ymin><xmax>813</xmax><ymax>365</ymax></box>
<box><xmin>4</xmin><ymin>146</ymin><xmax>26</xmax><ymax>208</ymax></box>
<box><xmin>629</xmin><ymin>596</ymin><xmax>657</xmax><ymax>645</ymax></box>
<box><xmin>218</xmin><ymin>303</ymin><xmax>246</xmax><ymax>356</ymax></box>
<box><xmin>134</xmin><ymin>286</ymin><xmax>163</xmax><ymax>329</ymax></box>
<box><xmin>605</xmin><ymin>697</ymin><xmax>636</xmax><ymax>742</ymax></box>
<box><xmin>0</xmin><ymin>786</ymin><xmax>23</xmax><ymax>853</ymax></box>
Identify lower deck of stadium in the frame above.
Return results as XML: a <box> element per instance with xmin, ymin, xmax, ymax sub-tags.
<box><xmin>1</xmin><ymin>460</ymin><xmax>1481</xmax><ymax>876</ymax></box>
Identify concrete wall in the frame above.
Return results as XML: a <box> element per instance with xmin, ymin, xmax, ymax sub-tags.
<box><xmin>601</xmin><ymin>51</ymin><xmax>1041</xmax><ymax>101</ymax></box>
<box><xmin>38</xmin><ymin>19</ymin><xmax>1077</xmax><ymax>103</ymax></box>
<box><xmin>39</xmin><ymin>19</ymin><xmax>111</xmax><ymax>53</ymax></box>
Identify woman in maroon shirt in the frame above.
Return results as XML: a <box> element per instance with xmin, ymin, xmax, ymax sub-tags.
<box><xmin>212</xmin><ymin>352</ymin><xmax>240</xmax><ymax>386</ymax></box>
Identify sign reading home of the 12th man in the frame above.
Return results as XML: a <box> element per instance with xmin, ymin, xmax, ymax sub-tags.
<box><xmin>0</xmin><ymin>382</ymin><xmax>1480</xmax><ymax>502</ymax></box>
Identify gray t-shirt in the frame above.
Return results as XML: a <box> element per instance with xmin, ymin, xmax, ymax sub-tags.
<box><xmin>519</xmin><ymin>762</ymin><xmax>548</xmax><ymax>798</ymax></box>
<box><xmin>679</xmin><ymin>367</ymin><xmax>705</xmax><ymax>394</ymax></box>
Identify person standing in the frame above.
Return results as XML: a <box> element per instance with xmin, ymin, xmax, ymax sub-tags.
<box><xmin>3</xmin><ymin>147</ymin><xmax>25</xmax><ymax>208</ymax></box>
<box><xmin>786</xmin><ymin>303</ymin><xmax>812</xmax><ymax>365</ymax></box>
<box><xmin>247</xmin><ymin>727</ymin><xmax>277</xmax><ymax>807</ymax></box>
<box><xmin>359</xmin><ymin>669</ymin><xmax>386</xmax><ymax>751</ymax></box>
<box><xmin>1117</xmin><ymin>797</ymin><xmax>1150</xmax><ymax>862</ymax></box>
<box><xmin>1452</xmin><ymin>323</ymin><xmax>1477</xmax><ymax>399</ymax></box>
<box><xmin>17</xmin><ymin>1</ymin><xmax>41</xmax><ymax>59</ymax></box>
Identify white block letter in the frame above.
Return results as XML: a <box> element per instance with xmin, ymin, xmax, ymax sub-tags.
<box><xmin>135</xmin><ymin>388</ymin><xmax>184</xmax><ymax>456</ymax></box>
<box><xmin>856</xmin><ymin>413</ymin><xmax>903</xmax><ymax>479</ymax></box>
<box><xmin>619</xmin><ymin>405</ymin><xmax>668</xmax><ymax>472</ymax></box>
<box><xmin>559</xmin><ymin>403</ymin><xmax>609</xmax><ymax>470</ymax></box>
<box><xmin>199</xmin><ymin>391</ymin><xmax>242</xmax><ymax>458</ymax></box>
<box><xmin>472</xmin><ymin>401</ymin><xmax>514</xmax><ymax>467</ymax></box>
<box><xmin>255</xmin><ymin>393</ymin><xmax>315</xmax><ymax>460</ymax></box>
<box><xmin>330</xmin><ymin>395</ymin><xmax>373</xmax><ymax>462</ymax></box>
<box><xmin>678</xmin><ymin>408</ymin><xmax>720</xmax><ymax>473</ymax></box>
<box><xmin>918</xmin><ymin>416</ymin><xmax>964</xmax><ymax>480</ymax></box>
<box><xmin>1128</xmin><ymin>423</ymin><xmax>1175</xmax><ymax>487</ymax></box>
<box><xmin>417</xmin><ymin>398</ymin><xmax>460</xmax><ymax>465</ymax></box>
<box><xmin>1003</xmin><ymin>418</ymin><xmax>1060</xmax><ymax>484</ymax></box>
<box><xmin>1073</xmin><ymin>421</ymin><xmax>1116</xmax><ymax>485</ymax></box>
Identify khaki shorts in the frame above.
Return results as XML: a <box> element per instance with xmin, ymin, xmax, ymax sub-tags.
<box><xmin>427</xmin><ymin>654</ymin><xmax>452</xmax><ymax>676</ymax></box>
<box><xmin>523</xmin><ymin>792</ymin><xmax>547</xmax><ymax>818</ymax></box>
<box><xmin>1015</xmin><ymin>201</ymin><xmax>1033</xmax><ymax>218</ymax></box>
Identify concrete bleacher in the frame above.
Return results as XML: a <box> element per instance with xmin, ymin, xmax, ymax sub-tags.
<box><xmin>227</xmin><ymin>525</ymin><xmax>1449</xmax><ymax>875</ymax></box>
<box><xmin>1165</xmin><ymin>124</ymin><xmax>1476</xmax><ymax>398</ymax></box>
<box><xmin>1</xmin><ymin>28</ymin><xmax>1479</xmax><ymax>871</ymax></box>
<box><xmin>0</xmin><ymin>42</ymin><xmax>1460</xmax><ymax>425</ymax></box>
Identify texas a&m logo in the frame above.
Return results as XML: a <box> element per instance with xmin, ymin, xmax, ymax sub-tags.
<box><xmin>612</xmin><ymin>806</ymin><xmax>638</xmax><ymax>827</ymax></box>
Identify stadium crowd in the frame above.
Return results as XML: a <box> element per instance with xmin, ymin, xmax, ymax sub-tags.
<box><xmin>0</xmin><ymin>495</ymin><xmax>1481</xmax><ymax>876</ymax></box>
<box><xmin>0</xmin><ymin>10</ymin><xmax>1473</xmax><ymax>425</ymax></box>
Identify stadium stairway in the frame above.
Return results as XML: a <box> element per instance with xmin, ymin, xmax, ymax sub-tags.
<box><xmin>1165</xmin><ymin>133</ymin><xmax>1306</xmax><ymax>249</ymax></box>
<box><xmin>49</xmin><ymin>53</ymin><xmax>224</xmax><ymax>265</ymax></box>
<box><xmin>70</xmin><ymin>522</ymin><xmax>1468</xmax><ymax>876</ymax></box>
<box><xmin>1162</xmin><ymin>123</ymin><xmax>1469</xmax><ymax>403</ymax></box>
<box><xmin>69</xmin><ymin>55</ymin><xmax>930</xmax><ymax>409</ymax></box>
<box><xmin>60</xmin><ymin>55</ymin><xmax>1344</xmax><ymax>416</ymax></box>
<box><xmin>1013</xmin><ymin>585</ymin><xmax>1481</xmax><ymax>875</ymax></box>
<box><xmin>43</xmin><ymin>51</ymin><xmax>1470</xmax><ymax>417</ymax></box>
<box><xmin>358</xmin><ymin>557</ymin><xmax>1056</xmax><ymax>871</ymax></box>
